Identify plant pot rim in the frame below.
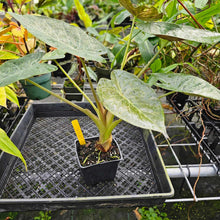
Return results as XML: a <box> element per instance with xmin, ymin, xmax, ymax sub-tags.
<box><xmin>75</xmin><ymin>136</ymin><xmax>123</xmax><ymax>169</ymax></box>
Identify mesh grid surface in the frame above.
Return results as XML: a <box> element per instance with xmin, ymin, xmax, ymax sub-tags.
<box><xmin>1</xmin><ymin>116</ymin><xmax>158</xmax><ymax>199</ymax></box>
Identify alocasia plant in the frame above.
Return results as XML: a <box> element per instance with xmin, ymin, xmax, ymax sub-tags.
<box><xmin>0</xmin><ymin>0</ymin><xmax>220</xmax><ymax>167</ymax></box>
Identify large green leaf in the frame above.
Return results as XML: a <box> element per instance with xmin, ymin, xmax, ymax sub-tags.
<box><xmin>10</xmin><ymin>13</ymin><xmax>108</xmax><ymax>62</ymax></box>
<box><xmin>0</xmin><ymin>128</ymin><xmax>27</xmax><ymax>171</ymax></box>
<box><xmin>148</xmin><ymin>73</ymin><xmax>220</xmax><ymax>101</ymax></box>
<box><xmin>137</xmin><ymin>22</ymin><xmax>220</xmax><ymax>44</ymax></box>
<box><xmin>97</xmin><ymin>70</ymin><xmax>168</xmax><ymax>137</ymax></box>
<box><xmin>0</xmin><ymin>52</ymin><xmax>57</xmax><ymax>87</ymax></box>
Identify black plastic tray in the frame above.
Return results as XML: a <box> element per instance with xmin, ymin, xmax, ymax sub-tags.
<box><xmin>171</xmin><ymin>99</ymin><xmax>220</xmax><ymax>172</ymax></box>
<box><xmin>0</xmin><ymin>102</ymin><xmax>173</xmax><ymax>211</ymax></box>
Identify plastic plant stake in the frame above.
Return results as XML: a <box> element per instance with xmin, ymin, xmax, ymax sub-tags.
<box><xmin>72</xmin><ymin>119</ymin><xmax>86</xmax><ymax>145</ymax></box>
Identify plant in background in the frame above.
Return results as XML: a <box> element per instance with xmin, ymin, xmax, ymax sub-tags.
<box><xmin>34</xmin><ymin>211</ymin><xmax>52</xmax><ymax>220</ymax></box>
<box><xmin>0</xmin><ymin>0</ymin><xmax>220</xmax><ymax>170</ymax></box>
<box><xmin>135</xmin><ymin>206</ymin><xmax>169</xmax><ymax>220</ymax></box>
<box><xmin>150</xmin><ymin>0</ymin><xmax>220</xmax><ymax>118</ymax></box>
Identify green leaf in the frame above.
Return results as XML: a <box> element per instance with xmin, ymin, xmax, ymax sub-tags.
<box><xmin>149</xmin><ymin>73</ymin><xmax>220</xmax><ymax>100</ymax></box>
<box><xmin>0</xmin><ymin>51</ymin><xmax>20</xmax><ymax>60</ymax></box>
<box><xmin>97</xmin><ymin>70</ymin><xmax>168</xmax><ymax>137</ymax></box>
<box><xmin>137</xmin><ymin>21</ymin><xmax>220</xmax><ymax>44</ymax></box>
<box><xmin>165</xmin><ymin>0</ymin><xmax>178</xmax><ymax>19</ymax></box>
<box><xmin>139</xmin><ymin>40</ymin><xmax>155</xmax><ymax>64</ymax></box>
<box><xmin>10</xmin><ymin>13</ymin><xmax>107</xmax><ymax>62</ymax></box>
<box><xmin>114</xmin><ymin>10</ymin><xmax>130</xmax><ymax>25</ymax></box>
<box><xmin>0</xmin><ymin>52</ymin><xmax>57</xmax><ymax>87</ymax></box>
<box><xmin>160</xmin><ymin>63</ymin><xmax>179</xmax><ymax>73</ymax></box>
<box><xmin>36</xmin><ymin>0</ymin><xmax>57</xmax><ymax>8</ymax></box>
<box><xmin>42</xmin><ymin>50</ymin><xmax>66</xmax><ymax>61</ymax></box>
<box><xmin>195</xmin><ymin>3</ymin><xmax>220</xmax><ymax>26</ymax></box>
<box><xmin>66</xmin><ymin>0</ymin><xmax>75</xmax><ymax>13</ymax></box>
<box><xmin>150</xmin><ymin>58</ymin><xmax>161</xmax><ymax>73</ymax></box>
<box><xmin>160</xmin><ymin>63</ymin><xmax>200</xmax><ymax>74</ymax></box>
<box><xmin>195</xmin><ymin>0</ymin><xmax>208</xmax><ymax>9</ymax></box>
<box><xmin>5</xmin><ymin>86</ymin><xmax>20</xmax><ymax>107</ymax></box>
<box><xmin>0</xmin><ymin>128</ymin><xmax>27</xmax><ymax>171</ymax></box>
<box><xmin>176</xmin><ymin>3</ymin><xmax>220</xmax><ymax>26</ymax></box>
<box><xmin>84</xmin><ymin>66</ymin><xmax>97</xmax><ymax>82</ymax></box>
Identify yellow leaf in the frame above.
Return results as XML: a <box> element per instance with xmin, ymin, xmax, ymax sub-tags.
<box><xmin>10</xmin><ymin>22</ymin><xmax>25</xmax><ymax>38</ymax></box>
<box><xmin>0</xmin><ymin>3</ymin><xmax>3</xmax><ymax>11</ymax></box>
<box><xmin>0</xmin><ymin>35</ymin><xmax>11</xmax><ymax>41</ymax></box>
<box><xmin>20</xmin><ymin>38</ymin><xmax>36</xmax><ymax>54</ymax></box>
<box><xmin>0</xmin><ymin>87</ymin><xmax>7</xmax><ymax>108</ymax></box>
<box><xmin>0</xmin><ymin>51</ymin><xmax>20</xmax><ymax>60</ymax></box>
<box><xmin>205</xmin><ymin>19</ymin><xmax>214</xmax><ymax>30</ymax></box>
<box><xmin>15</xmin><ymin>0</ymin><xmax>32</xmax><ymax>5</ymax></box>
<box><xmin>0</xmin><ymin>26</ymin><xmax>12</xmax><ymax>36</ymax></box>
<box><xmin>5</xmin><ymin>13</ymin><xmax>12</xmax><ymax>21</ymax></box>
<box><xmin>74</xmin><ymin>0</ymin><xmax>92</xmax><ymax>28</ymax></box>
<box><xmin>119</xmin><ymin>34</ymin><xmax>130</xmax><ymax>44</ymax></box>
<box><xmin>0</xmin><ymin>128</ymin><xmax>27</xmax><ymax>171</ymax></box>
<box><xmin>119</xmin><ymin>0</ymin><xmax>162</xmax><ymax>21</ymax></box>
<box><xmin>70</xmin><ymin>23</ymin><xmax>79</xmax><ymax>27</ymax></box>
<box><xmin>5</xmin><ymin>86</ymin><xmax>20</xmax><ymax>107</ymax></box>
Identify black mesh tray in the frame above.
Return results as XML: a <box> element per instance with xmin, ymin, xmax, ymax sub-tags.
<box><xmin>0</xmin><ymin>102</ymin><xmax>174</xmax><ymax>212</ymax></box>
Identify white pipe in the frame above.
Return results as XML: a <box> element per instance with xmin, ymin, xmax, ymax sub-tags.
<box><xmin>166</xmin><ymin>164</ymin><xmax>218</xmax><ymax>178</ymax></box>
<box><xmin>166</xmin><ymin>197</ymin><xmax>220</xmax><ymax>202</ymax></box>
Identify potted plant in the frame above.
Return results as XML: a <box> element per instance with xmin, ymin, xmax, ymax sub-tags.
<box><xmin>0</xmin><ymin>1</ymin><xmax>220</xmax><ymax>185</ymax></box>
<box><xmin>62</xmin><ymin>56</ymin><xmax>85</xmax><ymax>101</ymax></box>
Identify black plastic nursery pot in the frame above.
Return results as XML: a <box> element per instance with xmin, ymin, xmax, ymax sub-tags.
<box><xmin>20</xmin><ymin>73</ymin><xmax>51</xmax><ymax>100</ymax></box>
<box><xmin>0</xmin><ymin>102</ymin><xmax>174</xmax><ymax>211</ymax></box>
<box><xmin>166</xmin><ymin>92</ymin><xmax>189</xmax><ymax>110</ymax></box>
<box><xmin>64</xmin><ymin>93</ymin><xmax>83</xmax><ymax>101</ymax></box>
<box><xmin>51</xmin><ymin>53</ymin><xmax>72</xmax><ymax>77</ymax></box>
<box><xmin>75</xmin><ymin>137</ymin><xmax>123</xmax><ymax>185</ymax></box>
<box><xmin>63</xmin><ymin>79</ymin><xmax>83</xmax><ymax>101</ymax></box>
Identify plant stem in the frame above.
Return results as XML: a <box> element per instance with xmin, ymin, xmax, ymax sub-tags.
<box><xmin>54</xmin><ymin>60</ymin><xmax>98</xmax><ymax>114</ymax></box>
<box><xmin>137</xmin><ymin>41</ymin><xmax>168</xmax><ymax>78</ymax></box>
<box><xmin>158</xmin><ymin>91</ymin><xmax>176</xmax><ymax>99</ymax></box>
<box><xmin>120</xmin><ymin>16</ymin><xmax>136</xmax><ymax>70</ymax></box>
<box><xmin>80</xmin><ymin>58</ymin><xmax>99</xmax><ymax>106</ymax></box>
<box><xmin>26</xmin><ymin>79</ymin><xmax>100</xmax><ymax>125</ymax></box>
<box><xmin>80</xmin><ymin>58</ymin><xmax>106</xmax><ymax>123</ymax></box>
<box><xmin>177</xmin><ymin>0</ymin><xmax>204</xmax><ymax>29</ymax></box>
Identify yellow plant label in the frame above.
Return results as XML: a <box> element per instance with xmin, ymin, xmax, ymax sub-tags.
<box><xmin>71</xmin><ymin>120</ymin><xmax>86</xmax><ymax>145</ymax></box>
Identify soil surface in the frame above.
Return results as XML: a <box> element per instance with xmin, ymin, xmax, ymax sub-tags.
<box><xmin>76</xmin><ymin>138</ymin><xmax>121</xmax><ymax>167</ymax></box>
